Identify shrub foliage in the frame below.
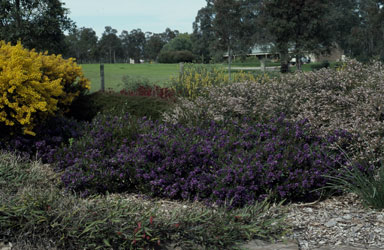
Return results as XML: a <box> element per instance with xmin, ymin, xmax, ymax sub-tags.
<box><xmin>0</xmin><ymin>41</ymin><xmax>90</xmax><ymax>135</ymax></box>
<box><xmin>157</xmin><ymin>50</ymin><xmax>195</xmax><ymax>63</ymax></box>
<box><xmin>0</xmin><ymin>151</ymin><xmax>289</xmax><ymax>250</ymax></box>
<box><xmin>46</xmin><ymin>113</ymin><xmax>366</xmax><ymax>208</ymax></box>
<box><xmin>170</xmin><ymin>64</ymin><xmax>271</xmax><ymax>99</ymax></box>
<box><xmin>164</xmin><ymin>60</ymin><xmax>384</xmax><ymax>163</ymax></box>
<box><xmin>3</xmin><ymin>50</ymin><xmax>384</xmax><ymax>248</ymax></box>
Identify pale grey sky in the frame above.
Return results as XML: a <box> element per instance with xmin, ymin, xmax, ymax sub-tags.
<box><xmin>61</xmin><ymin>0</ymin><xmax>207</xmax><ymax>37</ymax></box>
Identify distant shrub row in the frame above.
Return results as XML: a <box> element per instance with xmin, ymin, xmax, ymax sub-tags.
<box><xmin>157</xmin><ymin>50</ymin><xmax>195</xmax><ymax>63</ymax></box>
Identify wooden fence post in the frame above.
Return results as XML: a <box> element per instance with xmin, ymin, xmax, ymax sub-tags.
<box><xmin>260</xmin><ymin>57</ymin><xmax>266</xmax><ymax>72</ymax></box>
<box><xmin>100</xmin><ymin>63</ymin><xmax>105</xmax><ymax>91</ymax></box>
<box><xmin>179</xmin><ymin>62</ymin><xmax>184</xmax><ymax>79</ymax></box>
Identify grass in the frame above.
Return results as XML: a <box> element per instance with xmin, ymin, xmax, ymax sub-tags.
<box><xmin>80</xmin><ymin>62</ymin><xmax>270</xmax><ymax>92</ymax></box>
<box><xmin>317</xmin><ymin>148</ymin><xmax>384</xmax><ymax>210</ymax></box>
<box><xmin>227</xmin><ymin>56</ymin><xmax>281</xmax><ymax>68</ymax></box>
<box><xmin>80</xmin><ymin>63</ymin><xmax>180</xmax><ymax>92</ymax></box>
<box><xmin>80</xmin><ymin>62</ymin><xmax>275</xmax><ymax>93</ymax></box>
<box><xmin>80</xmin><ymin>61</ymin><xmax>340</xmax><ymax>93</ymax></box>
<box><xmin>229</xmin><ymin>61</ymin><xmax>281</xmax><ymax>68</ymax></box>
<box><xmin>325</xmin><ymin>164</ymin><xmax>384</xmax><ymax>209</ymax></box>
<box><xmin>0</xmin><ymin>150</ymin><xmax>290</xmax><ymax>250</ymax></box>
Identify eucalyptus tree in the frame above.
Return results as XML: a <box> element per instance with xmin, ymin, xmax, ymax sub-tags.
<box><xmin>144</xmin><ymin>32</ymin><xmax>166</xmax><ymax>61</ymax></box>
<box><xmin>161</xmin><ymin>33</ymin><xmax>193</xmax><ymax>52</ymax></box>
<box><xmin>0</xmin><ymin>0</ymin><xmax>73</xmax><ymax>53</ymax></box>
<box><xmin>212</xmin><ymin>0</ymin><xmax>259</xmax><ymax>79</ymax></box>
<box><xmin>160</xmin><ymin>28</ymin><xmax>179</xmax><ymax>43</ymax></box>
<box><xmin>261</xmin><ymin>0</ymin><xmax>334</xmax><ymax>72</ymax></box>
<box><xmin>191</xmin><ymin>2</ymin><xmax>215</xmax><ymax>63</ymax></box>
<box><xmin>98</xmin><ymin>26</ymin><xmax>123</xmax><ymax>63</ymax></box>
<box><xmin>348</xmin><ymin>0</ymin><xmax>384</xmax><ymax>61</ymax></box>
<box><xmin>65</xmin><ymin>27</ymin><xmax>98</xmax><ymax>63</ymax></box>
<box><xmin>119</xmin><ymin>28</ymin><xmax>146</xmax><ymax>63</ymax></box>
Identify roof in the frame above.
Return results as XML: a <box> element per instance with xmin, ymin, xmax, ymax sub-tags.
<box><xmin>250</xmin><ymin>44</ymin><xmax>274</xmax><ymax>55</ymax></box>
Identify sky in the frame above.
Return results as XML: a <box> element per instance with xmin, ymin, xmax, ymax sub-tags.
<box><xmin>61</xmin><ymin>0</ymin><xmax>207</xmax><ymax>38</ymax></box>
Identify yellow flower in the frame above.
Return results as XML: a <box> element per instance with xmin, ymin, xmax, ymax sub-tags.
<box><xmin>0</xmin><ymin>41</ymin><xmax>91</xmax><ymax>135</ymax></box>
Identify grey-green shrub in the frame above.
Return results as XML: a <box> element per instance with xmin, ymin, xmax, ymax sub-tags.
<box><xmin>163</xmin><ymin>59</ymin><xmax>384</xmax><ymax>163</ymax></box>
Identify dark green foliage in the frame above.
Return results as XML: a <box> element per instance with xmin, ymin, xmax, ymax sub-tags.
<box><xmin>144</xmin><ymin>33</ymin><xmax>166</xmax><ymax>61</ymax></box>
<box><xmin>158</xmin><ymin>50</ymin><xmax>195</xmax><ymax>63</ymax></box>
<box><xmin>119</xmin><ymin>29</ymin><xmax>146</xmax><ymax>63</ymax></box>
<box><xmin>320</xmin><ymin>154</ymin><xmax>384</xmax><ymax>210</ymax></box>
<box><xmin>330</xmin><ymin>0</ymin><xmax>384</xmax><ymax>62</ymax></box>
<box><xmin>310</xmin><ymin>61</ymin><xmax>330</xmax><ymax>71</ymax></box>
<box><xmin>64</xmin><ymin>27</ymin><xmax>99</xmax><ymax>63</ymax></box>
<box><xmin>262</xmin><ymin>0</ymin><xmax>334</xmax><ymax>71</ymax></box>
<box><xmin>0</xmin><ymin>115</ymin><xmax>84</xmax><ymax>162</ymax></box>
<box><xmin>98</xmin><ymin>26</ymin><xmax>123</xmax><ymax>64</ymax></box>
<box><xmin>67</xmin><ymin>91</ymin><xmax>174</xmax><ymax>121</ymax></box>
<box><xmin>212</xmin><ymin>0</ymin><xmax>258</xmax><ymax>75</ymax></box>
<box><xmin>161</xmin><ymin>33</ymin><xmax>193</xmax><ymax>52</ymax></box>
<box><xmin>191</xmin><ymin>3</ymin><xmax>215</xmax><ymax>63</ymax></box>
<box><xmin>66</xmin><ymin>93</ymin><xmax>101</xmax><ymax>122</ymax></box>
<box><xmin>212</xmin><ymin>0</ymin><xmax>256</xmax><ymax>53</ymax></box>
<box><xmin>0</xmin><ymin>0</ymin><xmax>73</xmax><ymax>54</ymax></box>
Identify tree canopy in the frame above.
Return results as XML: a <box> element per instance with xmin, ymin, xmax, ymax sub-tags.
<box><xmin>65</xmin><ymin>27</ymin><xmax>99</xmax><ymax>63</ymax></box>
<box><xmin>4</xmin><ymin>0</ymin><xmax>382</xmax><ymax>65</ymax></box>
<box><xmin>0</xmin><ymin>0</ymin><xmax>73</xmax><ymax>54</ymax></box>
<box><xmin>261</xmin><ymin>0</ymin><xmax>334</xmax><ymax>71</ymax></box>
<box><xmin>340</xmin><ymin>0</ymin><xmax>384</xmax><ymax>61</ymax></box>
<box><xmin>161</xmin><ymin>33</ymin><xmax>193</xmax><ymax>52</ymax></box>
<box><xmin>120</xmin><ymin>29</ymin><xmax>146</xmax><ymax>63</ymax></box>
<box><xmin>98</xmin><ymin>26</ymin><xmax>122</xmax><ymax>63</ymax></box>
<box><xmin>191</xmin><ymin>3</ymin><xmax>215</xmax><ymax>63</ymax></box>
<box><xmin>144</xmin><ymin>33</ymin><xmax>166</xmax><ymax>61</ymax></box>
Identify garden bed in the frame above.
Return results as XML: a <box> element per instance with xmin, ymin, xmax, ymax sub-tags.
<box><xmin>1</xmin><ymin>60</ymin><xmax>384</xmax><ymax>249</ymax></box>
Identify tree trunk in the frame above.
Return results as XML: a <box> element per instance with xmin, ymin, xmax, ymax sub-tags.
<box><xmin>296</xmin><ymin>54</ymin><xmax>302</xmax><ymax>71</ymax></box>
<box><xmin>109</xmin><ymin>47</ymin><xmax>112</xmax><ymax>63</ymax></box>
<box><xmin>14</xmin><ymin>0</ymin><xmax>22</xmax><ymax>38</ymax></box>
<box><xmin>260</xmin><ymin>56</ymin><xmax>266</xmax><ymax>72</ymax></box>
<box><xmin>280</xmin><ymin>50</ymin><xmax>289</xmax><ymax>73</ymax></box>
<box><xmin>15</xmin><ymin>0</ymin><xmax>21</xmax><ymax>26</ymax></box>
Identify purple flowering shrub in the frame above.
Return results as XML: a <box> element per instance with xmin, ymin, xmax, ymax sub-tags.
<box><xmin>0</xmin><ymin>116</ymin><xmax>84</xmax><ymax>160</ymax></box>
<box><xmin>128</xmin><ymin>116</ymin><xmax>368</xmax><ymax>208</ymax></box>
<box><xmin>47</xmin><ymin>113</ymin><xmax>147</xmax><ymax>196</ymax></box>
<box><xmin>49</xmin><ymin>113</ymin><xmax>371</xmax><ymax>208</ymax></box>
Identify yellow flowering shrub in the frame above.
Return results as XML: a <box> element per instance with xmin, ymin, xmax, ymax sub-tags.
<box><xmin>0</xmin><ymin>41</ymin><xmax>90</xmax><ymax>135</ymax></box>
<box><xmin>170</xmin><ymin>64</ymin><xmax>270</xmax><ymax>99</ymax></box>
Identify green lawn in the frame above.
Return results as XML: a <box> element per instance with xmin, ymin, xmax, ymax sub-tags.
<box><xmin>80</xmin><ymin>63</ymin><xmax>180</xmax><ymax>92</ymax></box>
<box><xmin>80</xmin><ymin>62</ymin><xmax>341</xmax><ymax>92</ymax></box>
